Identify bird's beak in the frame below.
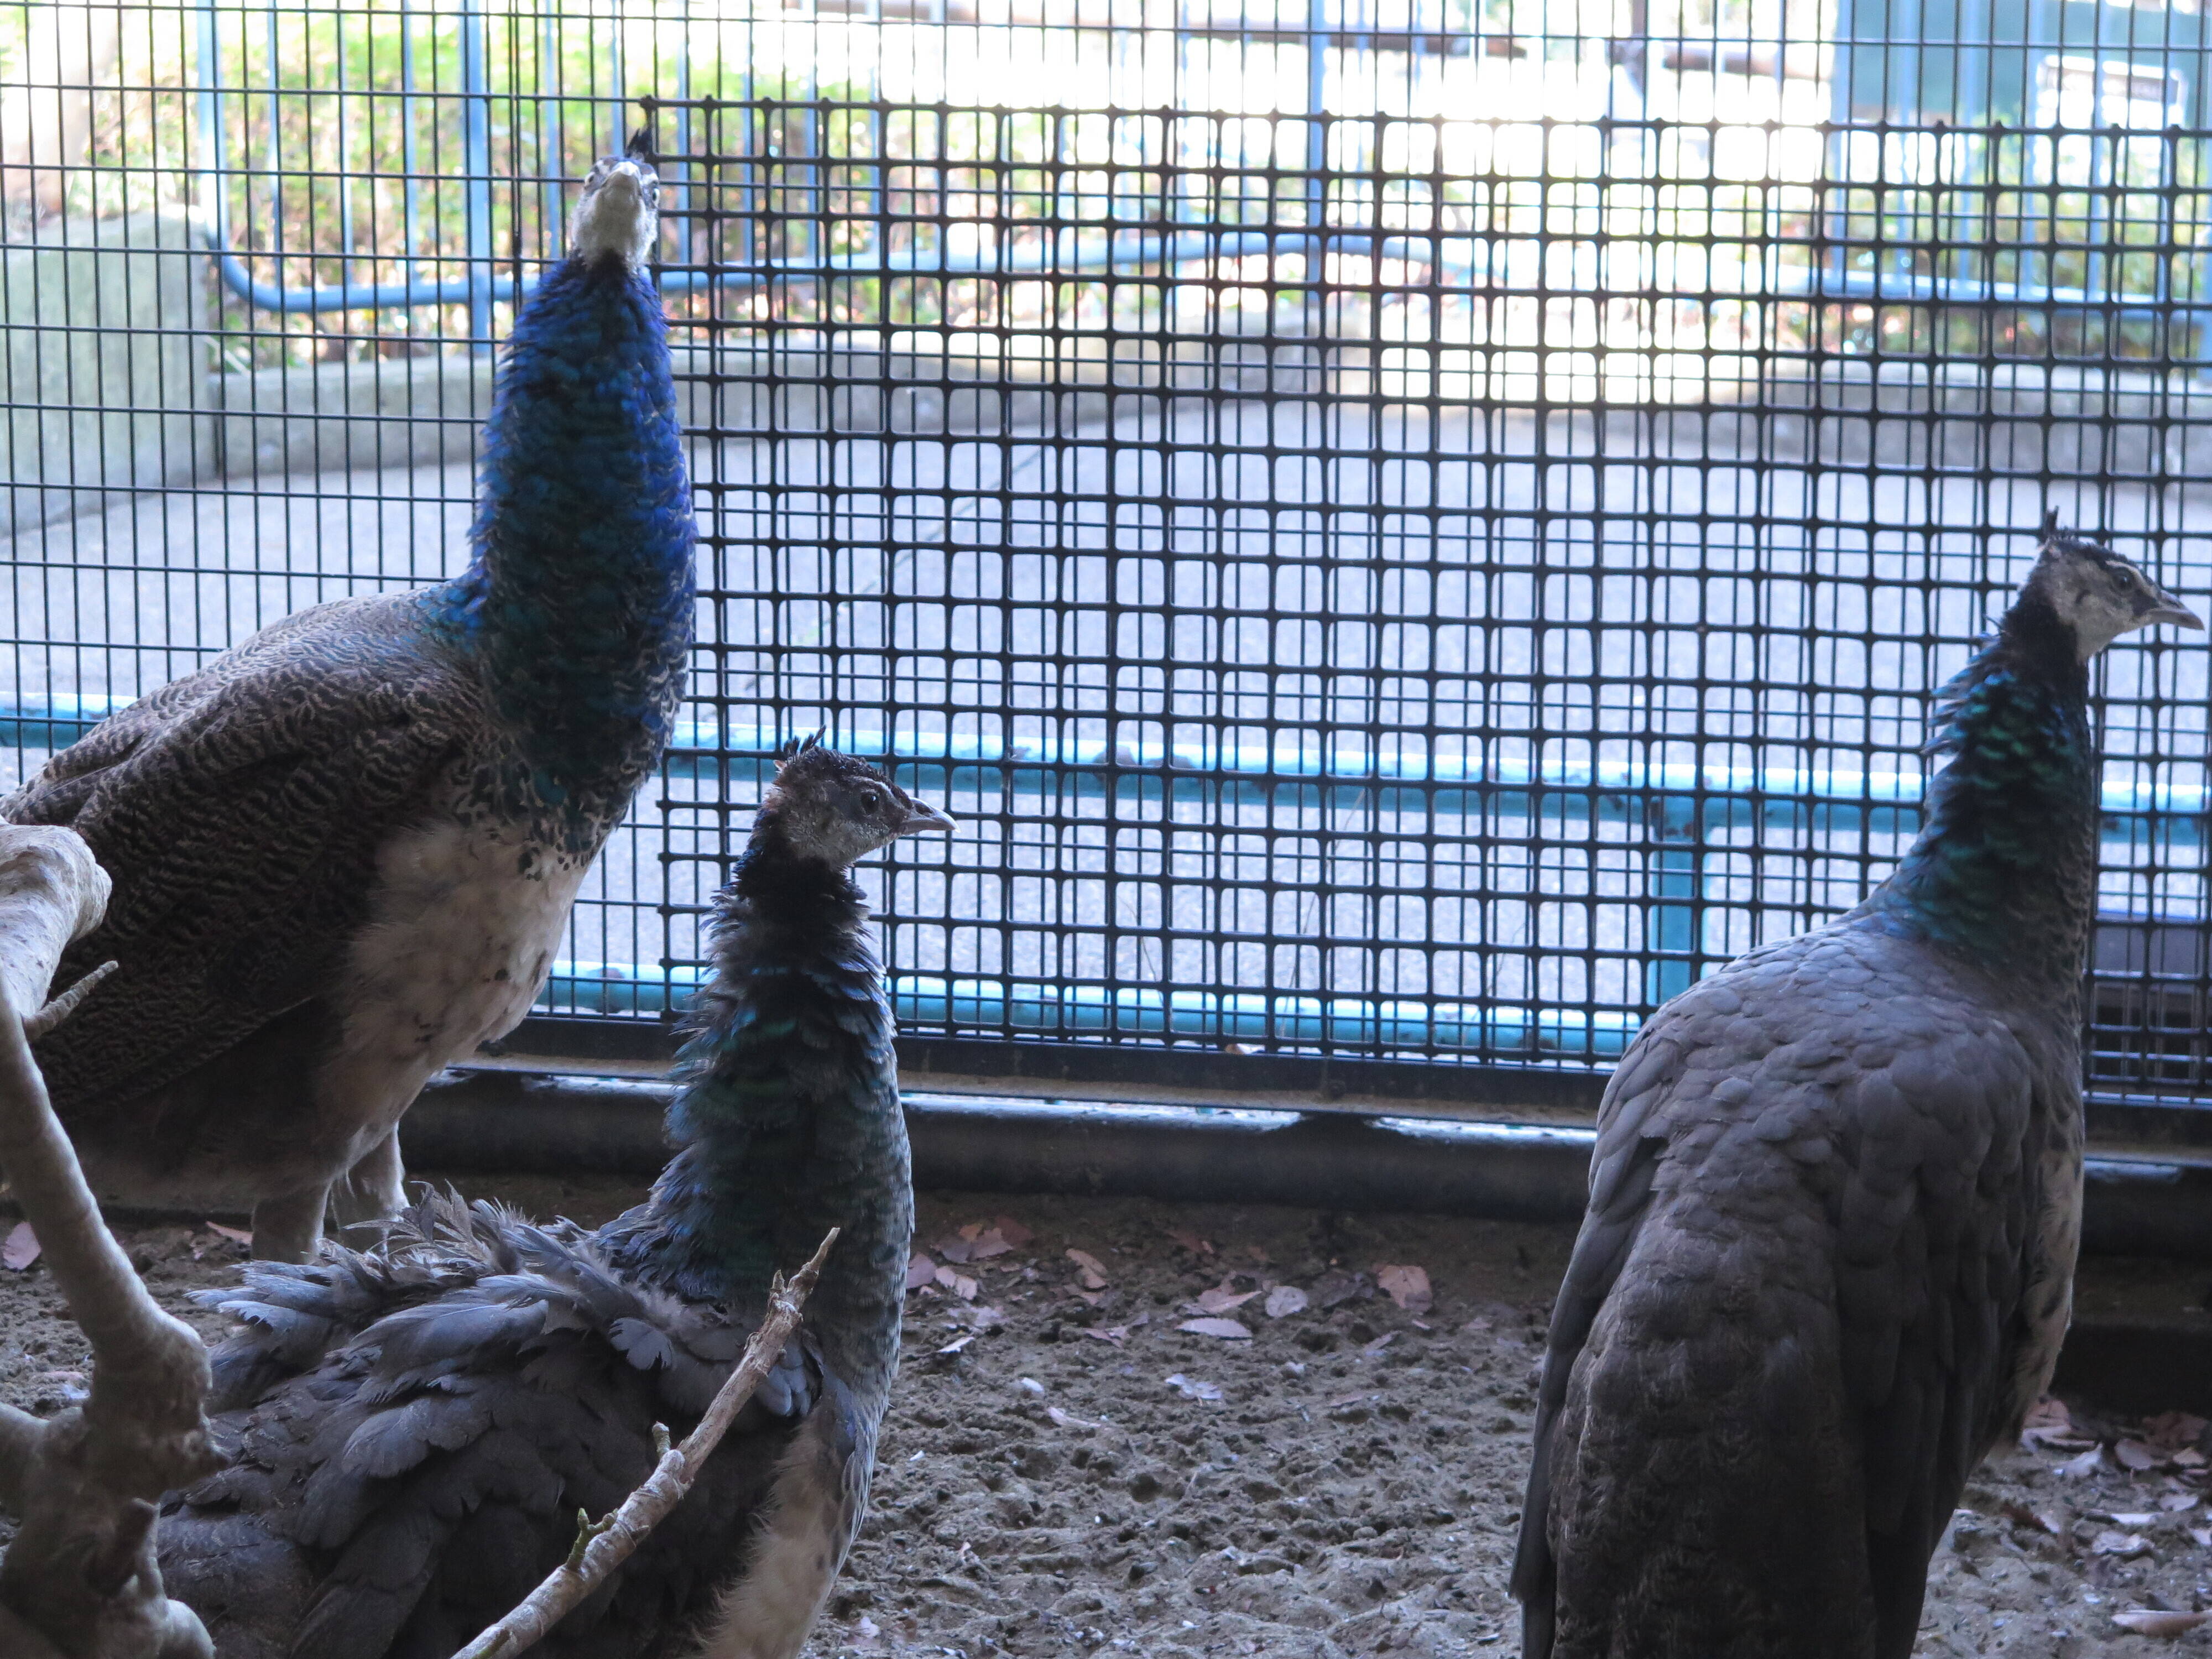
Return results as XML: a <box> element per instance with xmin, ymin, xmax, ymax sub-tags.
<box><xmin>898</xmin><ymin>800</ymin><xmax>957</xmax><ymax>837</ymax></box>
<box><xmin>2145</xmin><ymin>582</ymin><xmax>2205</xmax><ymax>631</ymax></box>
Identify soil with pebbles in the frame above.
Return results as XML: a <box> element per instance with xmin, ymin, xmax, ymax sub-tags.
<box><xmin>0</xmin><ymin>1175</ymin><xmax>2208</xmax><ymax>1657</ymax></box>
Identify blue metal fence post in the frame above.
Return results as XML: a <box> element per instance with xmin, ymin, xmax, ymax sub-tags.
<box><xmin>1307</xmin><ymin>0</ymin><xmax>1329</xmax><ymax>237</ymax></box>
<box><xmin>194</xmin><ymin>1</ymin><xmax>222</xmax><ymax>242</ymax></box>
<box><xmin>1644</xmin><ymin>794</ymin><xmax>1699</xmax><ymax>1006</ymax></box>
<box><xmin>461</xmin><ymin>0</ymin><xmax>495</xmax><ymax>353</ymax></box>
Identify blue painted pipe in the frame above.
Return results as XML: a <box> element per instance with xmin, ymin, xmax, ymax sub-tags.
<box><xmin>4</xmin><ymin>700</ymin><xmax>2203</xmax><ymax>830</ymax></box>
<box><xmin>538</xmin><ymin>961</ymin><xmax>1647</xmax><ymax>1057</ymax></box>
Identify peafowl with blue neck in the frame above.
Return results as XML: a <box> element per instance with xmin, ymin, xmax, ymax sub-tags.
<box><xmin>157</xmin><ymin>741</ymin><xmax>948</xmax><ymax>1659</ymax></box>
<box><xmin>2</xmin><ymin>135</ymin><xmax>695</xmax><ymax>1260</ymax></box>
<box><xmin>1512</xmin><ymin>522</ymin><xmax>2203</xmax><ymax>1659</ymax></box>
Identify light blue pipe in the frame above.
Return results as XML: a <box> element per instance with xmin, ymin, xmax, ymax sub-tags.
<box><xmin>199</xmin><ymin>223</ymin><xmax>1483</xmax><ymax>315</ymax></box>
<box><xmin>538</xmin><ymin>962</ymin><xmax>1647</xmax><ymax>1058</ymax></box>
<box><xmin>4</xmin><ymin>700</ymin><xmax>2203</xmax><ymax>827</ymax></box>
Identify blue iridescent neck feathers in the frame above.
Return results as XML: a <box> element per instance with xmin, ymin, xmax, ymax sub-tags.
<box><xmin>1865</xmin><ymin>593</ymin><xmax>2099</xmax><ymax>982</ymax></box>
<box><xmin>601</xmin><ymin>832</ymin><xmax>912</xmax><ymax>1403</ymax></box>
<box><xmin>425</xmin><ymin>250</ymin><xmax>695</xmax><ymax>826</ymax></box>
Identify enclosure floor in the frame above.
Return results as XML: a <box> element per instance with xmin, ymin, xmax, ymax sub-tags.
<box><xmin>0</xmin><ymin>1176</ymin><xmax>2205</xmax><ymax>1657</ymax></box>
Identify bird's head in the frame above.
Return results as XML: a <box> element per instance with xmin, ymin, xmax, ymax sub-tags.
<box><xmin>568</xmin><ymin>128</ymin><xmax>661</xmax><ymax>272</ymax></box>
<box><xmin>753</xmin><ymin>735</ymin><xmax>956</xmax><ymax>870</ymax></box>
<box><xmin>2022</xmin><ymin>513</ymin><xmax>2202</xmax><ymax>660</ymax></box>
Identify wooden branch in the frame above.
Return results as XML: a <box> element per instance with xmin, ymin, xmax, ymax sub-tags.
<box><xmin>0</xmin><ymin>827</ymin><xmax>221</xmax><ymax>1659</ymax></box>
<box><xmin>453</xmin><ymin>1228</ymin><xmax>841</xmax><ymax>1659</ymax></box>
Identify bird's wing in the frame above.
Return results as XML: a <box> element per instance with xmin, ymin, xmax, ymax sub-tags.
<box><xmin>4</xmin><ymin>594</ymin><xmax>479</xmax><ymax>1118</ymax></box>
<box><xmin>166</xmin><ymin>1196</ymin><xmax>823</xmax><ymax>1659</ymax></box>
<box><xmin>1510</xmin><ymin>1009</ymin><xmax>1688</xmax><ymax>1657</ymax></box>
<box><xmin>1512</xmin><ymin>930</ymin><xmax>2049</xmax><ymax>1659</ymax></box>
<box><xmin>1823</xmin><ymin>975</ymin><xmax>2043</xmax><ymax>1657</ymax></box>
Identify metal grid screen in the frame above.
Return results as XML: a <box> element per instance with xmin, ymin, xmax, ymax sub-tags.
<box><xmin>3</xmin><ymin>1</ymin><xmax>2211</xmax><ymax>1112</ymax></box>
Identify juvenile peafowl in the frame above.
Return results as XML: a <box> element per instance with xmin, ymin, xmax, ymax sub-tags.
<box><xmin>1512</xmin><ymin>522</ymin><xmax>2202</xmax><ymax>1659</ymax></box>
<box><xmin>3</xmin><ymin>136</ymin><xmax>694</xmax><ymax>1260</ymax></box>
<box><xmin>156</xmin><ymin>740</ymin><xmax>951</xmax><ymax>1659</ymax></box>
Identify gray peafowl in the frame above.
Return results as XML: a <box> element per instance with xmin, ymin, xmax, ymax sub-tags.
<box><xmin>1511</xmin><ymin>523</ymin><xmax>2201</xmax><ymax>1659</ymax></box>
<box><xmin>156</xmin><ymin>741</ymin><xmax>950</xmax><ymax>1659</ymax></box>
<box><xmin>2</xmin><ymin>137</ymin><xmax>694</xmax><ymax>1260</ymax></box>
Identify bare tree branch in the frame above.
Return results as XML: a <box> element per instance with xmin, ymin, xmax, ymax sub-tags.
<box><xmin>23</xmin><ymin>961</ymin><xmax>117</xmax><ymax>1044</ymax></box>
<box><xmin>453</xmin><ymin>1228</ymin><xmax>842</xmax><ymax>1659</ymax></box>
<box><xmin>0</xmin><ymin>827</ymin><xmax>221</xmax><ymax>1659</ymax></box>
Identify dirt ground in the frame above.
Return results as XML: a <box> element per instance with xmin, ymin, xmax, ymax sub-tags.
<box><xmin>2</xmin><ymin>1175</ymin><xmax>2211</xmax><ymax>1658</ymax></box>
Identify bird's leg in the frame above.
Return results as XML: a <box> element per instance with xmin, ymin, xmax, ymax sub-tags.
<box><xmin>248</xmin><ymin>1183</ymin><xmax>330</xmax><ymax>1263</ymax></box>
<box><xmin>328</xmin><ymin>1128</ymin><xmax>406</xmax><ymax>1234</ymax></box>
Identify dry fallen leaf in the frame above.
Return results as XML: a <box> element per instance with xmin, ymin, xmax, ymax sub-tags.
<box><xmin>1313</xmin><ymin>1270</ymin><xmax>1374</xmax><ymax>1310</ymax></box>
<box><xmin>2057</xmin><ymin>1446</ymin><xmax>2106</xmax><ymax>1479</ymax></box>
<box><xmin>1327</xmin><ymin>1390</ymin><xmax>1380</xmax><ymax>1413</ymax></box>
<box><xmin>2110</xmin><ymin>1512</ymin><xmax>2162</xmax><ymax>1528</ymax></box>
<box><xmin>992</xmin><ymin>1216</ymin><xmax>1036</xmax><ymax>1248</ymax></box>
<box><xmin>934</xmin><ymin>1333</ymin><xmax>975</xmax><ymax>1358</ymax></box>
<box><xmin>1178</xmin><ymin>1317</ymin><xmax>1252</xmax><ymax>1341</ymax></box>
<box><xmin>1166</xmin><ymin>1228</ymin><xmax>1213</xmax><ymax>1256</ymax></box>
<box><xmin>1080</xmin><ymin>1323</ymin><xmax>1131</xmax><ymax>1347</ymax></box>
<box><xmin>1066</xmin><ymin>1248</ymin><xmax>1110</xmax><ymax>1290</ymax></box>
<box><xmin>967</xmin><ymin>1229</ymin><xmax>1016</xmax><ymax>1260</ymax></box>
<box><xmin>2194</xmin><ymin>1526</ymin><xmax>2212</xmax><ymax>1549</ymax></box>
<box><xmin>2116</xmin><ymin>1439</ymin><xmax>2169</xmax><ymax>1472</ymax></box>
<box><xmin>2161</xmin><ymin>1494</ymin><xmax>2199</xmax><ymax>1513</ymax></box>
<box><xmin>2</xmin><ymin>1222</ymin><xmax>39</xmax><ymax>1271</ymax></box>
<box><xmin>1193</xmin><ymin>1277</ymin><xmax>1264</xmax><ymax>1316</ymax></box>
<box><xmin>206</xmin><ymin>1222</ymin><xmax>252</xmax><ymax>1247</ymax></box>
<box><xmin>2111</xmin><ymin>1610</ymin><xmax>2209</xmax><ymax>1637</ymax></box>
<box><xmin>1164</xmin><ymin>1373</ymin><xmax>1223</xmax><ymax>1401</ymax></box>
<box><xmin>1375</xmin><ymin>1264</ymin><xmax>1433</xmax><ymax>1316</ymax></box>
<box><xmin>1046</xmin><ymin>1405</ymin><xmax>1103</xmax><ymax>1430</ymax></box>
<box><xmin>2089</xmin><ymin>1528</ymin><xmax>2153</xmax><ymax>1559</ymax></box>
<box><xmin>1360</xmin><ymin>1331</ymin><xmax>1399</xmax><ymax>1359</ymax></box>
<box><xmin>1265</xmin><ymin>1285</ymin><xmax>1309</xmax><ymax>1319</ymax></box>
<box><xmin>1068</xmin><ymin>1287</ymin><xmax>1107</xmax><ymax>1307</ymax></box>
<box><xmin>933</xmin><ymin>1265</ymin><xmax>979</xmax><ymax>1301</ymax></box>
<box><xmin>905</xmin><ymin>1251</ymin><xmax>938</xmax><ymax>1292</ymax></box>
<box><xmin>2143</xmin><ymin>1411</ymin><xmax>2208</xmax><ymax>1451</ymax></box>
<box><xmin>2020</xmin><ymin>1402</ymin><xmax>2096</xmax><ymax>1452</ymax></box>
<box><xmin>2177</xmin><ymin>1448</ymin><xmax>2209</xmax><ymax>1469</ymax></box>
<box><xmin>1997</xmin><ymin>1499</ymin><xmax>2063</xmax><ymax>1536</ymax></box>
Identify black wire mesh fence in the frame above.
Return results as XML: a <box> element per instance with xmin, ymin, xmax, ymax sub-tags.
<box><xmin>2</xmin><ymin>0</ymin><xmax>2210</xmax><ymax>1120</ymax></box>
